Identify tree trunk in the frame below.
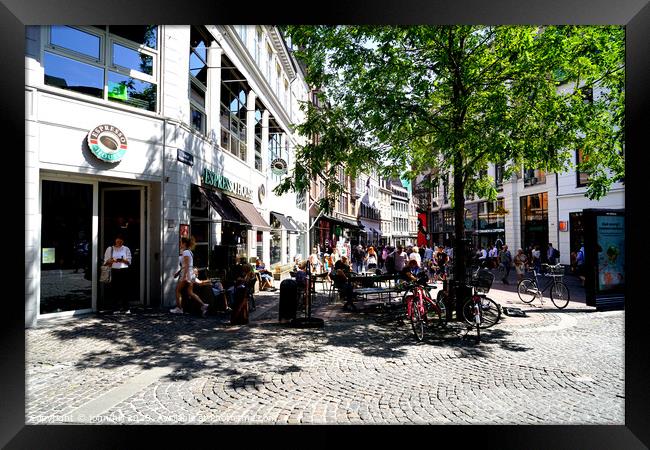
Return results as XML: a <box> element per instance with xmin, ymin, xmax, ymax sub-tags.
<box><xmin>453</xmin><ymin>156</ymin><xmax>467</xmax><ymax>321</ymax></box>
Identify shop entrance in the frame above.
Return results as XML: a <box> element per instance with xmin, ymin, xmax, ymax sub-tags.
<box><xmin>99</xmin><ymin>185</ymin><xmax>146</xmax><ymax>309</ymax></box>
<box><xmin>39</xmin><ymin>180</ymin><xmax>93</xmax><ymax>315</ymax></box>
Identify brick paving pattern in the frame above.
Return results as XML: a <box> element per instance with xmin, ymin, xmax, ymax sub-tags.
<box><xmin>26</xmin><ymin>273</ymin><xmax>624</xmax><ymax>425</ymax></box>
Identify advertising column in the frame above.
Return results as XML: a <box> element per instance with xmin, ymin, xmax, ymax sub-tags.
<box><xmin>584</xmin><ymin>209</ymin><xmax>625</xmax><ymax>309</ymax></box>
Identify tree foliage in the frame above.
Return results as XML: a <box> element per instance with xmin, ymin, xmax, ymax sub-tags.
<box><xmin>276</xmin><ymin>25</ymin><xmax>624</xmax><ymax>202</ymax></box>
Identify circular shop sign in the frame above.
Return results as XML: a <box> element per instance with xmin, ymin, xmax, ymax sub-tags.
<box><xmin>271</xmin><ymin>158</ymin><xmax>288</xmax><ymax>175</ymax></box>
<box><xmin>87</xmin><ymin>124</ymin><xmax>128</xmax><ymax>163</ymax></box>
<box><xmin>258</xmin><ymin>184</ymin><xmax>266</xmax><ymax>203</ymax></box>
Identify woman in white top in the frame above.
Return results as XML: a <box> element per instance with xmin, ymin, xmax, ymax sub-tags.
<box><xmin>103</xmin><ymin>233</ymin><xmax>132</xmax><ymax>313</ymax></box>
<box><xmin>171</xmin><ymin>237</ymin><xmax>209</xmax><ymax>317</ymax></box>
<box><xmin>409</xmin><ymin>246</ymin><xmax>422</xmax><ymax>267</ymax></box>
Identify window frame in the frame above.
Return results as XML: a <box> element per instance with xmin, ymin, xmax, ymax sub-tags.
<box><xmin>220</xmin><ymin>59</ymin><xmax>248</xmax><ymax>161</ymax></box>
<box><xmin>188</xmin><ymin>26</ymin><xmax>210</xmax><ymax>135</ymax></box>
<box><xmin>576</xmin><ymin>148</ymin><xmax>590</xmax><ymax>187</ymax></box>
<box><xmin>44</xmin><ymin>25</ymin><xmax>159</xmax><ymax>112</ymax></box>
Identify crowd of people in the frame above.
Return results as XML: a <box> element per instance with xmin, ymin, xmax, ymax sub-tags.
<box><xmin>166</xmin><ymin>235</ymin><xmax>586</xmax><ymax>317</ymax></box>
<box><xmin>302</xmin><ymin>242</ymin><xmax>455</xmax><ymax>283</ymax></box>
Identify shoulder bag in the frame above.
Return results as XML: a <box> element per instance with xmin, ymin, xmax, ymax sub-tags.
<box><xmin>100</xmin><ymin>247</ymin><xmax>113</xmax><ymax>284</ymax></box>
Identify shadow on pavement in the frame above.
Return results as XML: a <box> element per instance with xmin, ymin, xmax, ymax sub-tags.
<box><xmin>522</xmin><ymin>307</ymin><xmax>599</xmax><ymax>314</ymax></box>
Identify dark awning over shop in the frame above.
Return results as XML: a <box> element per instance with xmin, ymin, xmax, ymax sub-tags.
<box><xmin>229</xmin><ymin>196</ymin><xmax>271</xmax><ymax>231</ymax></box>
<box><xmin>323</xmin><ymin>214</ymin><xmax>363</xmax><ymax>230</ymax></box>
<box><xmin>287</xmin><ymin>216</ymin><xmax>307</xmax><ymax>233</ymax></box>
<box><xmin>271</xmin><ymin>212</ymin><xmax>299</xmax><ymax>233</ymax></box>
<box><xmin>198</xmin><ymin>186</ymin><xmax>249</xmax><ymax>226</ymax></box>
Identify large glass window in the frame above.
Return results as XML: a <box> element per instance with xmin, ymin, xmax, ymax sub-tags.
<box><xmin>220</xmin><ymin>56</ymin><xmax>248</xmax><ymax>161</ymax></box>
<box><xmin>40</xmin><ymin>180</ymin><xmax>93</xmax><ymax>314</ymax></box>
<box><xmin>44</xmin><ymin>25</ymin><xmax>158</xmax><ymax>112</ymax></box>
<box><xmin>189</xmin><ymin>26</ymin><xmax>209</xmax><ymax>134</ymax></box>
<box><xmin>107</xmin><ymin>71</ymin><xmax>156</xmax><ymax>111</ymax></box>
<box><xmin>43</xmin><ymin>52</ymin><xmax>104</xmax><ymax>98</ymax></box>
<box><xmin>520</xmin><ymin>192</ymin><xmax>549</xmax><ymax>258</ymax></box>
<box><xmin>50</xmin><ymin>26</ymin><xmax>101</xmax><ymax>59</ymax></box>
<box><xmin>478</xmin><ymin>199</ymin><xmax>505</xmax><ymax>230</ymax></box>
<box><xmin>113</xmin><ymin>43</ymin><xmax>153</xmax><ymax>75</ymax></box>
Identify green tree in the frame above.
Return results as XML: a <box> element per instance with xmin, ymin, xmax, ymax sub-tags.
<box><xmin>276</xmin><ymin>26</ymin><xmax>624</xmax><ymax>318</ymax></box>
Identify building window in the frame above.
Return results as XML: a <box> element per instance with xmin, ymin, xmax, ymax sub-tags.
<box><xmin>443</xmin><ymin>209</ymin><xmax>454</xmax><ymax>231</ymax></box>
<box><xmin>189</xmin><ymin>26</ymin><xmax>209</xmax><ymax>134</ymax></box>
<box><xmin>254</xmin><ymin>27</ymin><xmax>263</xmax><ymax>66</ymax></box>
<box><xmin>266</xmin><ymin>43</ymin><xmax>273</xmax><ymax>83</ymax></box>
<box><xmin>268</xmin><ymin>118</ymin><xmax>286</xmax><ymax>183</ymax></box>
<box><xmin>478</xmin><ymin>199</ymin><xmax>505</xmax><ymax>230</ymax></box>
<box><xmin>520</xmin><ymin>192</ymin><xmax>549</xmax><ymax>256</ymax></box>
<box><xmin>254</xmin><ymin>104</ymin><xmax>263</xmax><ymax>171</ymax></box>
<box><xmin>44</xmin><ymin>25</ymin><xmax>158</xmax><ymax>112</ymax></box>
<box><xmin>236</xmin><ymin>25</ymin><xmax>247</xmax><ymax>46</ymax></box>
<box><xmin>495</xmin><ymin>163</ymin><xmax>504</xmax><ymax>188</ymax></box>
<box><xmin>220</xmin><ymin>56</ymin><xmax>248</xmax><ymax>161</ymax></box>
<box><xmin>297</xmin><ymin>190</ymin><xmax>307</xmax><ymax>210</ymax></box>
<box><xmin>338</xmin><ymin>193</ymin><xmax>348</xmax><ymax>215</ymax></box>
<box><xmin>523</xmin><ymin>168</ymin><xmax>546</xmax><ymax>186</ymax></box>
<box><xmin>442</xmin><ymin>178</ymin><xmax>449</xmax><ymax>204</ymax></box>
<box><xmin>576</xmin><ymin>149</ymin><xmax>589</xmax><ymax>187</ymax></box>
<box><xmin>275</xmin><ymin>63</ymin><xmax>282</xmax><ymax>98</ymax></box>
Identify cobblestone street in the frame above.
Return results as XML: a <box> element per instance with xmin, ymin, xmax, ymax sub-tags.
<box><xmin>26</xmin><ymin>276</ymin><xmax>624</xmax><ymax>425</ymax></box>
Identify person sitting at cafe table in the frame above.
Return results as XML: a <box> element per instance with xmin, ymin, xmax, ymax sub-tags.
<box><xmin>333</xmin><ymin>267</ymin><xmax>356</xmax><ymax>311</ymax></box>
<box><xmin>334</xmin><ymin>255</ymin><xmax>352</xmax><ymax>274</ymax></box>
<box><xmin>255</xmin><ymin>258</ymin><xmax>276</xmax><ymax>291</ymax></box>
<box><xmin>400</xmin><ymin>259</ymin><xmax>423</xmax><ymax>283</ymax></box>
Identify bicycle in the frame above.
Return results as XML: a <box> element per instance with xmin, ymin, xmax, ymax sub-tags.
<box><xmin>460</xmin><ymin>268</ymin><xmax>501</xmax><ymax>342</ymax></box>
<box><xmin>517</xmin><ymin>263</ymin><xmax>570</xmax><ymax>309</ymax></box>
<box><xmin>401</xmin><ymin>275</ymin><xmax>447</xmax><ymax>342</ymax></box>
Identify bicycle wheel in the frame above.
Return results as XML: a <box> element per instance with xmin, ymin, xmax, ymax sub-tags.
<box><xmin>461</xmin><ymin>298</ymin><xmax>476</xmax><ymax>326</ymax></box>
<box><xmin>424</xmin><ymin>299</ymin><xmax>446</xmax><ymax>328</ymax></box>
<box><xmin>410</xmin><ymin>300</ymin><xmax>425</xmax><ymax>342</ymax></box>
<box><xmin>517</xmin><ymin>279</ymin><xmax>537</xmax><ymax>303</ymax></box>
<box><xmin>478</xmin><ymin>297</ymin><xmax>501</xmax><ymax>328</ymax></box>
<box><xmin>550</xmin><ymin>281</ymin><xmax>570</xmax><ymax>309</ymax></box>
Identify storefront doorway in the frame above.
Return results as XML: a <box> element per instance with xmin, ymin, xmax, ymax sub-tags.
<box><xmin>99</xmin><ymin>184</ymin><xmax>145</xmax><ymax>310</ymax></box>
<box><xmin>39</xmin><ymin>180</ymin><xmax>93</xmax><ymax>315</ymax></box>
<box><xmin>520</xmin><ymin>192</ymin><xmax>549</xmax><ymax>260</ymax></box>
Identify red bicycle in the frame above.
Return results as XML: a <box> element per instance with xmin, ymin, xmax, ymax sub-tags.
<box><xmin>402</xmin><ymin>275</ymin><xmax>447</xmax><ymax>342</ymax></box>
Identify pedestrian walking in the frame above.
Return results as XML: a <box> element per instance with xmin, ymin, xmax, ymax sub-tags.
<box><xmin>499</xmin><ymin>244</ymin><xmax>513</xmax><ymax>284</ymax></box>
<box><xmin>514</xmin><ymin>248</ymin><xmax>528</xmax><ymax>282</ymax></box>
<box><xmin>547</xmin><ymin>242</ymin><xmax>560</xmax><ymax>265</ymax></box>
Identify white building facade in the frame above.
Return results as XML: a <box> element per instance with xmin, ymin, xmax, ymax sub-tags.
<box><xmin>25</xmin><ymin>25</ymin><xmax>309</xmax><ymax>327</ymax></box>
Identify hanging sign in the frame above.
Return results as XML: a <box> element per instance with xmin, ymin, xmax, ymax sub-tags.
<box><xmin>271</xmin><ymin>158</ymin><xmax>288</xmax><ymax>175</ymax></box>
<box><xmin>87</xmin><ymin>124</ymin><xmax>128</xmax><ymax>163</ymax></box>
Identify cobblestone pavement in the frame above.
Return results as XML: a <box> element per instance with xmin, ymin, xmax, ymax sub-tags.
<box><xmin>26</xmin><ymin>278</ymin><xmax>624</xmax><ymax>425</ymax></box>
